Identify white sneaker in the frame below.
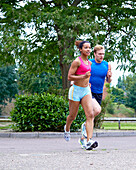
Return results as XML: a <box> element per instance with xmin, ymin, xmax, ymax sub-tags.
<box><xmin>81</xmin><ymin>122</ymin><xmax>87</xmax><ymax>138</ymax></box>
<box><xmin>78</xmin><ymin>138</ymin><xmax>87</xmax><ymax>149</ymax></box>
<box><xmin>64</xmin><ymin>125</ymin><xmax>70</xmax><ymax>141</ymax></box>
<box><xmin>86</xmin><ymin>139</ymin><xmax>98</xmax><ymax>150</ymax></box>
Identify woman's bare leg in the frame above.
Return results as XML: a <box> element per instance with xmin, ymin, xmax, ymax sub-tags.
<box><xmin>65</xmin><ymin>100</ymin><xmax>80</xmax><ymax>132</ymax></box>
<box><xmin>81</xmin><ymin>94</ymin><xmax>93</xmax><ymax>142</ymax></box>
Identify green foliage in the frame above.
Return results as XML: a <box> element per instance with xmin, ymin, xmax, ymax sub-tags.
<box><xmin>18</xmin><ymin>65</ymin><xmax>63</xmax><ymax>94</ymax></box>
<box><xmin>0</xmin><ymin>0</ymin><xmax>136</xmax><ymax>89</ymax></box>
<box><xmin>113</xmin><ymin>103</ymin><xmax>135</xmax><ymax>117</ymax></box>
<box><xmin>116</xmin><ymin>75</ymin><xmax>126</xmax><ymax>90</ymax></box>
<box><xmin>115</xmin><ymin>73</ymin><xmax>136</xmax><ymax>112</ymax></box>
<box><xmin>10</xmin><ymin>93</ymin><xmax>86</xmax><ymax>132</ymax></box>
<box><xmin>111</xmin><ymin>86</ymin><xmax>126</xmax><ymax>105</ymax></box>
<box><xmin>0</xmin><ymin>65</ymin><xmax>18</xmax><ymax>113</ymax></box>
<box><xmin>106</xmin><ymin>103</ymin><xmax>115</xmax><ymax>115</ymax></box>
<box><xmin>126</xmin><ymin>74</ymin><xmax>136</xmax><ymax>113</ymax></box>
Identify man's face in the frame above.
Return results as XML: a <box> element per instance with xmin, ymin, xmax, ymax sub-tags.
<box><xmin>94</xmin><ymin>49</ymin><xmax>105</xmax><ymax>63</ymax></box>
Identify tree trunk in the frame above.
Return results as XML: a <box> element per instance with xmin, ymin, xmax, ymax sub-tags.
<box><xmin>59</xmin><ymin>60</ymin><xmax>70</xmax><ymax>89</ymax></box>
<box><xmin>57</xmin><ymin>35</ymin><xmax>75</xmax><ymax>89</ymax></box>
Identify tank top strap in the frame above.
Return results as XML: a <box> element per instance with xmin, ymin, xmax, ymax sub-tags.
<box><xmin>88</xmin><ymin>59</ymin><xmax>91</xmax><ymax>66</ymax></box>
<box><xmin>79</xmin><ymin>56</ymin><xmax>90</xmax><ymax>66</ymax></box>
<box><xmin>79</xmin><ymin>57</ymin><xmax>90</xmax><ymax>64</ymax></box>
<box><xmin>78</xmin><ymin>57</ymin><xmax>83</xmax><ymax>64</ymax></box>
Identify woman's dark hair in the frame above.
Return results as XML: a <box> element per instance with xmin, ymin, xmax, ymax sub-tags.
<box><xmin>75</xmin><ymin>40</ymin><xmax>90</xmax><ymax>49</ymax></box>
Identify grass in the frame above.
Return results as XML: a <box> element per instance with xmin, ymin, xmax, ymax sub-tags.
<box><xmin>0</xmin><ymin>125</ymin><xmax>11</xmax><ymax>130</ymax></box>
<box><xmin>102</xmin><ymin>122</ymin><xmax>136</xmax><ymax>130</ymax></box>
<box><xmin>0</xmin><ymin>122</ymin><xmax>12</xmax><ymax>130</ymax></box>
<box><xmin>1</xmin><ymin>122</ymin><xmax>136</xmax><ymax>131</ymax></box>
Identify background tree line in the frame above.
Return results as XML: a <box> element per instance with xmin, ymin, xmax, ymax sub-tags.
<box><xmin>111</xmin><ymin>74</ymin><xmax>136</xmax><ymax>116</ymax></box>
<box><xmin>0</xmin><ymin>63</ymin><xmax>135</xmax><ymax>117</ymax></box>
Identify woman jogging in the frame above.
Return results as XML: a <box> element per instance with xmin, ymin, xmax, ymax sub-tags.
<box><xmin>64</xmin><ymin>40</ymin><xmax>98</xmax><ymax>150</ymax></box>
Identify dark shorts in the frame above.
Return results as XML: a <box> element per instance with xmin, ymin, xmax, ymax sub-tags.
<box><xmin>92</xmin><ymin>92</ymin><xmax>103</xmax><ymax>106</ymax></box>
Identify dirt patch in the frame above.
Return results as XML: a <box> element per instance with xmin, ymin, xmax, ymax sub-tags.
<box><xmin>112</xmin><ymin>113</ymin><xmax>127</xmax><ymax>118</ymax></box>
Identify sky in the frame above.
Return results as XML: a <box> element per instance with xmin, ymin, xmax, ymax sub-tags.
<box><xmin>110</xmin><ymin>61</ymin><xmax>131</xmax><ymax>87</ymax></box>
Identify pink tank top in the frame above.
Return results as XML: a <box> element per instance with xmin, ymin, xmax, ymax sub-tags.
<box><xmin>75</xmin><ymin>57</ymin><xmax>91</xmax><ymax>75</ymax></box>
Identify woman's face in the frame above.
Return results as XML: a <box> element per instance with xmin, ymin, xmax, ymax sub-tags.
<box><xmin>80</xmin><ymin>43</ymin><xmax>91</xmax><ymax>56</ymax></box>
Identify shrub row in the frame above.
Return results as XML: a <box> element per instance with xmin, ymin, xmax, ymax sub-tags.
<box><xmin>10</xmin><ymin>93</ymin><xmax>86</xmax><ymax>132</ymax></box>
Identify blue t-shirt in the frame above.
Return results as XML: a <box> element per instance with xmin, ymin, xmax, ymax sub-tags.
<box><xmin>89</xmin><ymin>59</ymin><xmax>108</xmax><ymax>93</ymax></box>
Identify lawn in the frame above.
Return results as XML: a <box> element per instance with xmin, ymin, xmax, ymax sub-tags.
<box><xmin>0</xmin><ymin>122</ymin><xmax>12</xmax><ymax>130</ymax></box>
<box><xmin>102</xmin><ymin>122</ymin><xmax>136</xmax><ymax>130</ymax></box>
<box><xmin>1</xmin><ymin>122</ymin><xmax>136</xmax><ymax>131</ymax></box>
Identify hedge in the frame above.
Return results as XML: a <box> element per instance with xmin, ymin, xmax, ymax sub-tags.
<box><xmin>10</xmin><ymin>93</ymin><xmax>86</xmax><ymax>132</ymax></box>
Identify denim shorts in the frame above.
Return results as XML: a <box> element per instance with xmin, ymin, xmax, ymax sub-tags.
<box><xmin>68</xmin><ymin>84</ymin><xmax>91</xmax><ymax>102</ymax></box>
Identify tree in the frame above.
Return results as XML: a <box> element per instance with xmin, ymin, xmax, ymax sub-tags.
<box><xmin>125</xmin><ymin>74</ymin><xmax>136</xmax><ymax>116</ymax></box>
<box><xmin>111</xmin><ymin>86</ymin><xmax>126</xmax><ymax>108</ymax></box>
<box><xmin>0</xmin><ymin>0</ymin><xmax>136</xmax><ymax>89</ymax></box>
<box><xmin>116</xmin><ymin>75</ymin><xmax>126</xmax><ymax>91</ymax></box>
<box><xmin>0</xmin><ymin>65</ymin><xmax>18</xmax><ymax>113</ymax></box>
<box><xmin>18</xmin><ymin>64</ymin><xmax>62</xmax><ymax>94</ymax></box>
<box><xmin>114</xmin><ymin>73</ymin><xmax>136</xmax><ymax>115</ymax></box>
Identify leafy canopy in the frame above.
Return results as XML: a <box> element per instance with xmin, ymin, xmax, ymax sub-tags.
<box><xmin>0</xmin><ymin>0</ymin><xmax>136</xmax><ymax>88</ymax></box>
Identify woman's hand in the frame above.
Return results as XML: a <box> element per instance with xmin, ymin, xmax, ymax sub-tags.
<box><xmin>84</xmin><ymin>71</ymin><xmax>91</xmax><ymax>79</ymax></box>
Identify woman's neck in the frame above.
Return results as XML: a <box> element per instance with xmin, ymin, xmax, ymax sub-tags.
<box><xmin>80</xmin><ymin>54</ymin><xmax>88</xmax><ymax>61</ymax></box>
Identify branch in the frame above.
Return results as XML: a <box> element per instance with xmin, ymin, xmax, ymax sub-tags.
<box><xmin>71</xmin><ymin>0</ymin><xmax>82</xmax><ymax>6</ymax></box>
<box><xmin>120</xmin><ymin>29</ymin><xmax>128</xmax><ymax>35</ymax></box>
<box><xmin>40</xmin><ymin>0</ymin><xmax>53</xmax><ymax>7</ymax></box>
<box><xmin>125</xmin><ymin>2</ymin><xmax>134</xmax><ymax>7</ymax></box>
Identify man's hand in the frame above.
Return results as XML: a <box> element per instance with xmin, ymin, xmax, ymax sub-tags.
<box><xmin>106</xmin><ymin>63</ymin><xmax>112</xmax><ymax>83</ymax></box>
<box><xmin>107</xmin><ymin>70</ymin><xmax>112</xmax><ymax>78</ymax></box>
<box><xmin>106</xmin><ymin>70</ymin><xmax>112</xmax><ymax>83</ymax></box>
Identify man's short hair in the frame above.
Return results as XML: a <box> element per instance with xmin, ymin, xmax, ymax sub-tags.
<box><xmin>94</xmin><ymin>45</ymin><xmax>104</xmax><ymax>53</ymax></box>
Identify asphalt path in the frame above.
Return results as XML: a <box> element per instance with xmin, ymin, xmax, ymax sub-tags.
<box><xmin>0</xmin><ymin>136</ymin><xmax>136</xmax><ymax>170</ymax></box>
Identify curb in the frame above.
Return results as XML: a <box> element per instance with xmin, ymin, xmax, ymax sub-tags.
<box><xmin>0</xmin><ymin>130</ymin><xmax>136</xmax><ymax>138</ymax></box>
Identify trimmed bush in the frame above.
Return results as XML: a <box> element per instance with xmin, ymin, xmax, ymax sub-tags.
<box><xmin>10</xmin><ymin>93</ymin><xmax>86</xmax><ymax>132</ymax></box>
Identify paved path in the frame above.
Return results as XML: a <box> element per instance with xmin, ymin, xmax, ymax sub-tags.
<box><xmin>0</xmin><ymin>136</ymin><xmax>136</xmax><ymax>170</ymax></box>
